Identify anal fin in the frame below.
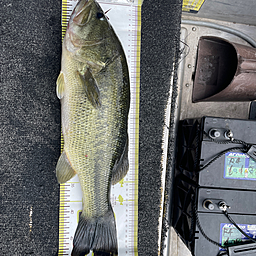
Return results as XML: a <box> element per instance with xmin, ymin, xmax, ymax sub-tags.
<box><xmin>111</xmin><ymin>138</ymin><xmax>129</xmax><ymax>185</ymax></box>
<box><xmin>56</xmin><ymin>150</ymin><xmax>76</xmax><ymax>184</ymax></box>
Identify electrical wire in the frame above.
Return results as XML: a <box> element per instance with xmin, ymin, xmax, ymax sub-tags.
<box><xmin>198</xmin><ymin>132</ymin><xmax>251</xmax><ymax>172</ymax></box>
<box><xmin>194</xmin><ymin>200</ymin><xmax>256</xmax><ymax>254</ymax></box>
<box><xmin>193</xmin><ymin>199</ymin><xmax>227</xmax><ymax>250</ymax></box>
<box><xmin>223</xmin><ymin>210</ymin><xmax>256</xmax><ymax>244</ymax></box>
<box><xmin>217</xmin><ymin>250</ymin><xmax>228</xmax><ymax>256</ymax></box>
<box><xmin>198</xmin><ymin>147</ymin><xmax>247</xmax><ymax>172</ymax></box>
<box><xmin>193</xmin><ymin>134</ymin><xmax>255</xmax><ymax>253</ymax></box>
<box><xmin>181</xmin><ymin>19</ymin><xmax>256</xmax><ymax>48</ymax></box>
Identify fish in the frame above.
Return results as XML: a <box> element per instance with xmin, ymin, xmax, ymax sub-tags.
<box><xmin>55</xmin><ymin>0</ymin><xmax>130</xmax><ymax>255</ymax></box>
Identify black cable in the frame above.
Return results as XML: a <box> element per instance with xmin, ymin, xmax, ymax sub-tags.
<box><xmin>217</xmin><ymin>250</ymin><xmax>228</xmax><ymax>256</ymax></box>
<box><xmin>204</xmin><ymin>131</ymin><xmax>251</xmax><ymax>149</ymax></box>
<box><xmin>193</xmin><ymin>200</ymin><xmax>256</xmax><ymax>254</ymax></box>
<box><xmin>198</xmin><ymin>133</ymin><xmax>251</xmax><ymax>173</ymax></box>
<box><xmin>194</xmin><ymin>202</ymin><xmax>256</xmax><ymax>255</ymax></box>
<box><xmin>223</xmin><ymin>210</ymin><xmax>256</xmax><ymax>244</ymax></box>
<box><xmin>190</xmin><ymin>132</ymin><xmax>255</xmax><ymax>252</ymax></box>
<box><xmin>193</xmin><ymin>199</ymin><xmax>227</xmax><ymax>250</ymax></box>
<box><xmin>198</xmin><ymin>147</ymin><xmax>247</xmax><ymax>173</ymax></box>
<box><xmin>232</xmin><ymin>139</ymin><xmax>251</xmax><ymax>149</ymax></box>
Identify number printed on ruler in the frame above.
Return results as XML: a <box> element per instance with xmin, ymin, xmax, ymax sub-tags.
<box><xmin>58</xmin><ymin>1</ymin><xmax>140</xmax><ymax>255</ymax></box>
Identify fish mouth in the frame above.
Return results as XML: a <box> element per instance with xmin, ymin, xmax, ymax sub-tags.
<box><xmin>73</xmin><ymin>0</ymin><xmax>92</xmax><ymax>26</ymax></box>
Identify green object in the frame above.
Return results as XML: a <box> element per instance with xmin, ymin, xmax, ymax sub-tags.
<box><xmin>224</xmin><ymin>152</ymin><xmax>256</xmax><ymax>180</ymax></box>
<box><xmin>118</xmin><ymin>195</ymin><xmax>124</xmax><ymax>205</ymax></box>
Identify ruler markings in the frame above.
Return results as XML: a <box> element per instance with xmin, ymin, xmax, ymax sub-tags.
<box><xmin>58</xmin><ymin>1</ymin><xmax>140</xmax><ymax>255</ymax></box>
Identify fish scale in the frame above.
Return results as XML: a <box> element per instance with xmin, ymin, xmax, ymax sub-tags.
<box><xmin>56</xmin><ymin>1</ymin><xmax>130</xmax><ymax>254</ymax></box>
<box><xmin>63</xmin><ymin>66</ymin><xmax>120</xmax><ymax>218</ymax></box>
<box><xmin>57</xmin><ymin>1</ymin><xmax>141</xmax><ymax>255</ymax></box>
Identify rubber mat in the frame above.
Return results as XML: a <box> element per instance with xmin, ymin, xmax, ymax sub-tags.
<box><xmin>0</xmin><ymin>0</ymin><xmax>62</xmax><ymax>255</ymax></box>
<box><xmin>139</xmin><ymin>0</ymin><xmax>182</xmax><ymax>255</ymax></box>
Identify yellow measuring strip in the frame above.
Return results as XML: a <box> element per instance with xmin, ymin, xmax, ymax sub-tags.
<box><xmin>58</xmin><ymin>185</ymin><xmax>67</xmax><ymax>256</ymax></box>
<box><xmin>134</xmin><ymin>1</ymin><xmax>142</xmax><ymax>254</ymax></box>
<box><xmin>58</xmin><ymin>0</ymin><xmax>68</xmax><ymax>254</ymax></box>
<box><xmin>182</xmin><ymin>0</ymin><xmax>205</xmax><ymax>12</ymax></box>
<box><xmin>61</xmin><ymin>0</ymin><xmax>68</xmax><ymax>40</ymax></box>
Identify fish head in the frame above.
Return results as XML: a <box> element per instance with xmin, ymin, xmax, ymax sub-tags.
<box><xmin>65</xmin><ymin>0</ymin><xmax>111</xmax><ymax>52</ymax></box>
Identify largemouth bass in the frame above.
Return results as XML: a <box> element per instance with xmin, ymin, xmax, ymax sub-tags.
<box><xmin>55</xmin><ymin>0</ymin><xmax>130</xmax><ymax>255</ymax></box>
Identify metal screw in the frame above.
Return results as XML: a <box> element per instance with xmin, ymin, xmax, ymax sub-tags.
<box><xmin>192</xmin><ymin>27</ymin><xmax>197</xmax><ymax>31</ymax></box>
<box><xmin>188</xmin><ymin>64</ymin><xmax>192</xmax><ymax>68</ymax></box>
<box><xmin>185</xmin><ymin>83</ymin><xmax>189</xmax><ymax>87</ymax></box>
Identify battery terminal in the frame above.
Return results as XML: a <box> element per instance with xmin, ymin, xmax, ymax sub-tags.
<box><xmin>218</xmin><ymin>201</ymin><xmax>230</xmax><ymax>212</ymax></box>
<box><xmin>203</xmin><ymin>199</ymin><xmax>215</xmax><ymax>210</ymax></box>
<box><xmin>224</xmin><ymin>130</ymin><xmax>234</xmax><ymax>141</ymax></box>
<box><xmin>208</xmin><ymin>128</ymin><xmax>221</xmax><ymax>139</ymax></box>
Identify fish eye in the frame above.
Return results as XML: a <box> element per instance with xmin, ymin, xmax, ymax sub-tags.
<box><xmin>96</xmin><ymin>12</ymin><xmax>104</xmax><ymax>20</ymax></box>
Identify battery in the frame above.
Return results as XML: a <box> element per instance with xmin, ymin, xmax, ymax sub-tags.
<box><xmin>172</xmin><ymin>116</ymin><xmax>256</xmax><ymax>256</ymax></box>
<box><xmin>195</xmin><ymin>213</ymin><xmax>256</xmax><ymax>256</ymax></box>
<box><xmin>172</xmin><ymin>176</ymin><xmax>256</xmax><ymax>255</ymax></box>
<box><xmin>197</xmin><ymin>188</ymin><xmax>256</xmax><ymax>215</ymax></box>
<box><xmin>177</xmin><ymin>116</ymin><xmax>256</xmax><ymax>190</ymax></box>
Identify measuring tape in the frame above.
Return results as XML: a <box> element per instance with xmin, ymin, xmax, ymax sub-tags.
<box><xmin>58</xmin><ymin>1</ymin><xmax>142</xmax><ymax>255</ymax></box>
<box><xmin>182</xmin><ymin>0</ymin><xmax>205</xmax><ymax>12</ymax></box>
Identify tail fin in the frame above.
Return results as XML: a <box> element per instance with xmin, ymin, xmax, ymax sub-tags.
<box><xmin>71</xmin><ymin>208</ymin><xmax>118</xmax><ymax>256</ymax></box>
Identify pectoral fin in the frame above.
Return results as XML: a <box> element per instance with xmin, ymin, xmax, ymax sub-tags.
<box><xmin>56</xmin><ymin>72</ymin><xmax>65</xmax><ymax>99</ymax></box>
<box><xmin>56</xmin><ymin>150</ymin><xmax>76</xmax><ymax>184</ymax></box>
<box><xmin>77</xmin><ymin>68</ymin><xmax>101</xmax><ymax>108</ymax></box>
<box><xmin>111</xmin><ymin>138</ymin><xmax>129</xmax><ymax>185</ymax></box>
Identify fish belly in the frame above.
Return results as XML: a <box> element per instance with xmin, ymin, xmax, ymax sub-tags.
<box><xmin>62</xmin><ymin>58</ymin><xmax>127</xmax><ymax>219</ymax></box>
